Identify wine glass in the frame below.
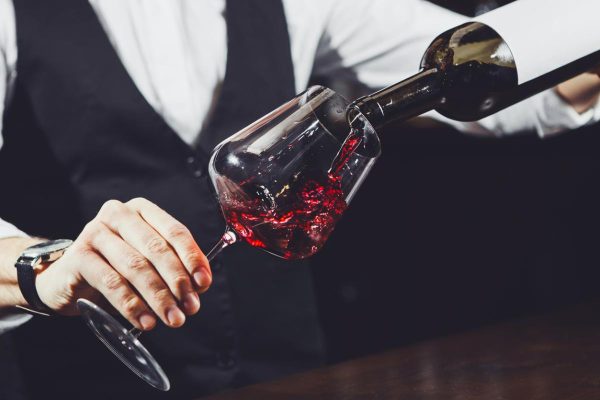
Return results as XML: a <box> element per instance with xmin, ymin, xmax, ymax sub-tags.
<box><xmin>77</xmin><ymin>85</ymin><xmax>381</xmax><ymax>390</ymax></box>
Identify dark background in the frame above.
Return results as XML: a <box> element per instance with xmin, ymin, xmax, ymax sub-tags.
<box><xmin>1</xmin><ymin>0</ymin><xmax>599</xmax><ymax>385</ymax></box>
<box><xmin>312</xmin><ymin>0</ymin><xmax>600</xmax><ymax>363</ymax></box>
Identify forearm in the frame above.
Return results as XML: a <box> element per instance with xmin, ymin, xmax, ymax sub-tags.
<box><xmin>556</xmin><ymin>72</ymin><xmax>600</xmax><ymax>114</ymax></box>
<box><xmin>0</xmin><ymin>237</ymin><xmax>45</xmax><ymax>311</ymax></box>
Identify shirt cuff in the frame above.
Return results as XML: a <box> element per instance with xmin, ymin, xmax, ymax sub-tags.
<box><xmin>0</xmin><ymin>313</ymin><xmax>32</xmax><ymax>335</ymax></box>
<box><xmin>0</xmin><ymin>218</ymin><xmax>28</xmax><ymax>240</ymax></box>
<box><xmin>0</xmin><ymin>220</ymin><xmax>31</xmax><ymax>333</ymax></box>
<box><xmin>535</xmin><ymin>89</ymin><xmax>600</xmax><ymax>138</ymax></box>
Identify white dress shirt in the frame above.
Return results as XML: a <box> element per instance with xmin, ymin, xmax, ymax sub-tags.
<box><xmin>1</xmin><ymin>0</ymin><xmax>599</xmax><ymax>333</ymax></box>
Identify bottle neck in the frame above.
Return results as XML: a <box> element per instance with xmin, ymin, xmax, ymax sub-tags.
<box><xmin>348</xmin><ymin>68</ymin><xmax>443</xmax><ymax>132</ymax></box>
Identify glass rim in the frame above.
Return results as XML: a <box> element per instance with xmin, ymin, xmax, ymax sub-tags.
<box><xmin>301</xmin><ymin>85</ymin><xmax>381</xmax><ymax>160</ymax></box>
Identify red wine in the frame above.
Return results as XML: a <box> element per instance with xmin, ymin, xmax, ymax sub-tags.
<box><xmin>219</xmin><ymin>130</ymin><xmax>364</xmax><ymax>260</ymax></box>
<box><xmin>330</xmin><ymin>129</ymin><xmax>363</xmax><ymax>175</ymax></box>
<box><xmin>222</xmin><ymin>171</ymin><xmax>347</xmax><ymax>260</ymax></box>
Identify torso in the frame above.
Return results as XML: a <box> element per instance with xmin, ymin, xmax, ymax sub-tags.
<box><xmin>2</xmin><ymin>0</ymin><xmax>338</xmax><ymax>144</ymax></box>
<box><xmin>2</xmin><ymin>1</ymin><xmax>325</xmax><ymax>398</ymax></box>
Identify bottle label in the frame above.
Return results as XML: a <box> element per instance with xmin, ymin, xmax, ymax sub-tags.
<box><xmin>475</xmin><ymin>0</ymin><xmax>600</xmax><ymax>84</ymax></box>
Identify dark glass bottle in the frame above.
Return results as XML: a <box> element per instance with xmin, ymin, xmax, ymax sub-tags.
<box><xmin>348</xmin><ymin>21</ymin><xmax>600</xmax><ymax>132</ymax></box>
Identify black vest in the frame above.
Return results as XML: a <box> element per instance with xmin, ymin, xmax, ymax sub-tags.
<box><xmin>1</xmin><ymin>1</ymin><xmax>325</xmax><ymax>398</ymax></box>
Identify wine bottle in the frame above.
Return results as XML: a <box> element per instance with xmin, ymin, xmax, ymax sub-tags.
<box><xmin>348</xmin><ymin>0</ymin><xmax>600</xmax><ymax>132</ymax></box>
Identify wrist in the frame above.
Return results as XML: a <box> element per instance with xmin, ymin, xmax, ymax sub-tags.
<box><xmin>0</xmin><ymin>237</ymin><xmax>47</xmax><ymax>266</ymax></box>
<box><xmin>1</xmin><ymin>237</ymin><xmax>54</xmax><ymax>313</ymax></box>
<box><xmin>0</xmin><ymin>237</ymin><xmax>46</xmax><ymax>308</ymax></box>
<box><xmin>34</xmin><ymin>262</ymin><xmax>62</xmax><ymax>313</ymax></box>
<box><xmin>556</xmin><ymin>73</ymin><xmax>600</xmax><ymax>114</ymax></box>
<box><xmin>14</xmin><ymin>239</ymin><xmax>73</xmax><ymax>315</ymax></box>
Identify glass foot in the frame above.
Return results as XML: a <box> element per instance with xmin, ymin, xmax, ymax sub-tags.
<box><xmin>77</xmin><ymin>299</ymin><xmax>171</xmax><ymax>391</ymax></box>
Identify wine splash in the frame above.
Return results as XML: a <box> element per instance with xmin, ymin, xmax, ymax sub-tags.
<box><xmin>222</xmin><ymin>170</ymin><xmax>347</xmax><ymax>260</ymax></box>
<box><xmin>220</xmin><ymin>129</ymin><xmax>364</xmax><ymax>260</ymax></box>
<box><xmin>329</xmin><ymin>129</ymin><xmax>363</xmax><ymax>175</ymax></box>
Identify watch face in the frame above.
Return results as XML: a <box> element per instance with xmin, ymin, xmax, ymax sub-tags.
<box><xmin>22</xmin><ymin>239</ymin><xmax>73</xmax><ymax>258</ymax></box>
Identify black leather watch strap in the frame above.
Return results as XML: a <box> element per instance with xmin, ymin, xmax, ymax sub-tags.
<box><xmin>14</xmin><ymin>239</ymin><xmax>72</xmax><ymax>316</ymax></box>
<box><xmin>15</xmin><ymin>260</ymin><xmax>55</xmax><ymax>316</ymax></box>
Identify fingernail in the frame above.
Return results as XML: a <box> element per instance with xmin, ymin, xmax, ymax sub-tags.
<box><xmin>139</xmin><ymin>313</ymin><xmax>156</xmax><ymax>330</ymax></box>
<box><xmin>193</xmin><ymin>271</ymin><xmax>204</xmax><ymax>287</ymax></box>
<box><xmin>183</xmin><ymin>292</ymin><xmax>200</xmax><ymax>314</ymax></box>
<box><xmin>167</xmin><ymin>306</ymin><xmax>186</xmax><ymax>327</ymax></box>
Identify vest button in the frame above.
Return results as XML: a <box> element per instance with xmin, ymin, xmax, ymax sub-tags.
<box><xmin>186</xmin><ymin>156</ymin><xmax>206</xmax><ymax>178</ymax></box>
<box><xmin>216</xmin><ymin>352</ymin><xmax>237</xmax><ymax>370</ymax></box>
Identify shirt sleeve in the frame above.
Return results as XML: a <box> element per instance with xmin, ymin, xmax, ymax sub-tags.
<box><xmin>427</xmin><ymin>88</ymin><xmax>600</xmax><ymax>138</ymax></box>
<box><xmin>1</xmin><ymin>0</ymin><xmax>17</xmax><ymax>150</ymax></box>
<box><xmin>0</xmin><ymin>219</ymin><xmax>31</xmax><ymax>335</ymax></box>
<box><xmin>0</xmin><ymin>0</ymin><xmax>28</xmax><ymax>240</ymax></box>
<box><xmin>0</xmin><ymin>0</ymin><xmax>32</xmax><ymax>334</ymax></box>
<box><xmin>0</xmin><ymin>313</ymin><xmax>32</xmax><ymax>335</ymax></box>
<box><xmin>315</xmin><ymin>0</ymin><xmax>600</xmax><ymax>137</ymax></box>
<box><xmin>0</xmin><ymin>219</ymin><xmax>32</xmax><ymax>336</ymax></box>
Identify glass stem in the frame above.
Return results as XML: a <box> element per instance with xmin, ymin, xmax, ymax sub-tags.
<box><xmin>206</xmin><ymin>230</ymin><xmax>238</xmax><ymax>262</ymax></box>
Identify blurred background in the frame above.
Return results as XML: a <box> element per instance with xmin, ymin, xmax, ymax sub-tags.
<box><xmin>311</xmin><ymin>0</ymin><xmax>600</xmax><ymax>363</ymax></box>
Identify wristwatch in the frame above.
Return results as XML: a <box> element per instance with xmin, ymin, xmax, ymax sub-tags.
<box><xmin>14</xmin><ymin>239</ymin><xmax>73</xmax><ymax>316</ymax></box>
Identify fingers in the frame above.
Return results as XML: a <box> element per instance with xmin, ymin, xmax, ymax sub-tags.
<box><xmin>96</xmin><ymin>200</ymin><xmax>200</xmax><ymax>316</ymax></box>
<box><xmin>78</xmin><ymin>198</ymin><xmax>212</xmax><ymax>330</ymax></box>
<box><xmin>88</xmin><ymin>224</ymin><xmax>194</xmax><ymax>327</ymax></box>
<box><xmin>127</xmin><ymin>198</ymin><xmax>212</xmax><ymax>291</ymax></box>
<box><xmin>76</xmin><ymin>247</ymin><xmax>156</xmax><ymax>331</ymax></box>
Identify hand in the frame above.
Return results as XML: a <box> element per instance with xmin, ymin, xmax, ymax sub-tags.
<box><xmin>36</xmin><ymin>198</ymin><xmax>212</xmax><ymax>330</ymax></box>
<box><xmin>556</xmin><ymin>71</ymin><xmax>600</xmax><ymax>114</ymax></box>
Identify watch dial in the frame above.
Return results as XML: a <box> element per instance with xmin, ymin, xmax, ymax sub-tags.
<box><xmin>22</xmin><ymin>239</ymin><xmax>73</xmax><ymax>258</ymax></box>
